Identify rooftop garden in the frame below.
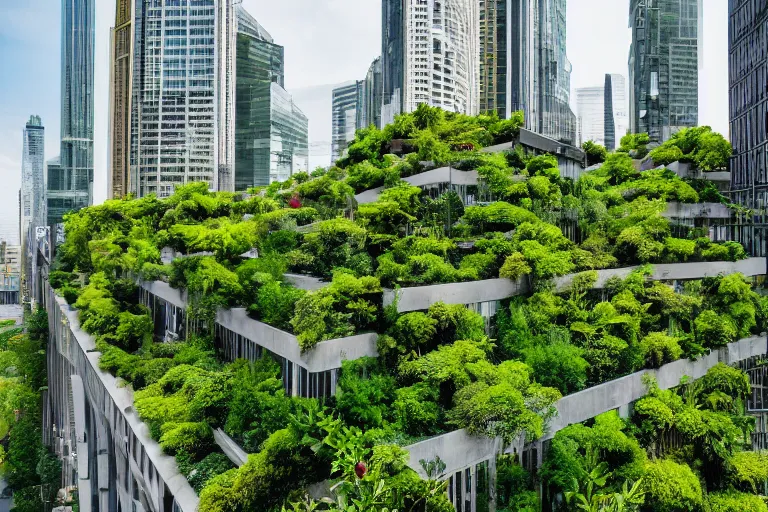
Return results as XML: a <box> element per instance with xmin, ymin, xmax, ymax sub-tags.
<box><xmin>47</xmin><ymin>107</ymin><xmax>767</xmax><ymax>511</ymax></box>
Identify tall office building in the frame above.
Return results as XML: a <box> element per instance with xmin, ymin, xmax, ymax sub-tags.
<box><xmin>604</xmin><ymin>73</ymin><xmax>629</xmax><ymax>150</ymax></box>
<box><xmin>478</xmin><ymin>0</ymin><xmax>576</xmax><ymax>144</ymax></box>
<box><xmin>49</xmin><ymin>0</ymin><xmax>94</xmax><ymax>226</ymax></box>
<box><xmin>20</xmin><ymin>116</ymin><xmax>45</xmax><ymax>250</ymax></box>
<box><xmin>628</xmin><ymin>0</ymin><xmax>702</xmax><ymax>143</ymax></box>
<box><xmin>108</xmin><ymin>0</ymin><xmax>132</xmax><ymax>199</ymax></box>
<box><xmin>128</xmin><ymin>0</ymin><xmax>236</xmax><ymax>198</ymax></box>
<box><xmin>361</xmin><ymin>57</ymin><xmax>383</xmax><ymax>129</ymax></box>
<box><xmin>576</xmin><ymin>87</ymin><xmax>605</xmax><ymax>147</ymax></box>
<box><xmin>235</xmin><ymin>6</ymin><xmax>308</xmax><ymax>189</ymax></box>
<box><xmin>331</xmin><ymin>82</ymin><xmax>363</xmax><ymax>163</ymax></box>
<box><xmin>728</xmin><ymin>0</ymin><xmax>768</xmax><ymax>256</ymax></box>
<box><xmin>380</xmin><ymin>0</ymin><xmax>480</xmax><ymax>126</ymax></box>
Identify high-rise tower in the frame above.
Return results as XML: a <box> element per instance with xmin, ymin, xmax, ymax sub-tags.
<box><xmin>48</xmin><ymin>0</ymin><xmax>94</xmax><ymax>225</ymax></box>
<box><xmin>108</xmin><ymin>0</ymin><xmax>133</xmax><ymax>199</ymax></box>
<box><xmin>604</xmin><ymin>74</ymin><xmax>629</xmax><ymax>150</ymax></box>
<box><xmin>235</xmin><ymin>5</ymin><xmax>308</xmax><ymax>189</ymax></box>
<box><xmin>128</xmin><ymin>0</ymin><xmax>236</xmax><ymax>198</ymax></box>
<box><xmin>380</xmin><ymin>0</ymin><xmax>480</xmax><ymax>126</ymax></box>
<box><xmin>478</xmin><ymin>0</ymin><xmax>576</xmax><ymax>144</ymax></box>
<box><xmin>628</xmin><ymin>0</ymin><xmax>701</xmax><ymax>142</ymax></box>
<box><xmin>331</xmin><ymin>82</ymin><xmax>363</xmax><ymax>164</ymax></box>
<box><xmin>20</xmin><ymin>116</ymin><xmax>45</xmax><ymax>249</ymax></box>
<box><xmin>576</xmin><ymin>87</ymin><xmax>605</xmax><ymax>147</ymax></box>
<box><xmin>728</xmin><ymin>0</ymin><xmax>768</xmax><ymax>256</ymax></box>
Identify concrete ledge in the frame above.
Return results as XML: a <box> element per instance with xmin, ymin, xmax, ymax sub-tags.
<box><xmin>388</xmin><ymin>258</ymin><xmax>767</xmax><ymax>313</ymax></box>
<box><xmin>213</xmin><ymin>429</ymin><xmax>248</xmax><ymax>467</ymax></box>
<box><xmin>354</xmin><ymin>167</ymin><xmax>480</xmax><ymax>205</ymax></box>
<box><xmin>404</xmin><ymin>335</ymin><xmax>768</xmax><ymax>476</ymax></box>
<box><xmin>663</xmin><ymin>202</ymin><xmax>732</xmax><ymax>219</ymax></box>
<box><xmin>283</xmin><ymin>273</ymin><xmax>327</xmax><ymax>291</ymax></box>
<box><xmin>141</xmin><ymin>281</ymin><xmax>379</xmax><ymax>372</ymax></box>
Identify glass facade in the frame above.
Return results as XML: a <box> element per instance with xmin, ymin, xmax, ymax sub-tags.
<box><xmin>479</xmin><ymin>0</ymin><xmax>576</xmax><ymax>143</ymax></box>
<box><xmin>50</xmin><ymin>0</ymin><xmax>94</xmax><ymax>225</ymax></box>
<box><xmin>129</xmin><ymin>0</ymin><xmax>235</xmax><ymax>198</ymax></box>
<box><xmin>108</xmin><ymin>0</ymin><xmax>133</xmax><ymax>199</ymax></box>
<box><xmin>234</xmin><ymin>6</ymin><xmax>307</xmax><ymax>189</ymax></box>
<box><xmin>20</xmin><ymin>116</ymin><xmax>45</xmax><ymax>250</ymax></box>
<box><xmin>331</xmin><ymin>81</ymin><xmax>362</xmax><ymax>163</ymax></box>
<box><xmin>576</xmin><ymin>86</ymin><xmax>605</xmax><ymax>146</ymax></box>
<box><xmin>381</xmin><ymin>0</ymin><xmax>405</xmax><ymax>126</ymax></box>
<box><xmin>361</xmin><ymin>57</ymin><xmax>383</xmax><ymax>129</ymax></box>
<box><xmin>604</xmin><ymin>73</ymin><xmax>629</xmax><ymax>150</ymax></box>
<box><xmin>629</xmin><ymin>0</ymin><xmax>701</xmax><ymax>143</ymax></box>
<box><xmin>381</xmin><ymin>0</ymin><xmax>480</xmax><ymax>123</ymax></box>
<box><xmin>728</xmin><ymin>0</ymin><xmax>768</xmax><ymax>256</ymax></box>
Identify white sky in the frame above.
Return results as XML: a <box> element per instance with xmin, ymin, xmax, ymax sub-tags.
<box><xmin>0</xmin><ymin>0</ymin><xmax>730</xmax><ymax>243</ymax></box>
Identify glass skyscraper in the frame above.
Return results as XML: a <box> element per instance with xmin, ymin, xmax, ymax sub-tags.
<box><xmin>478</xmin><ymin>0</ymin><xmax>576</xmax><ymax>144</ymax></box>
<box><xmin>361</xmin><ymin>57</ymin><xmax>383</xmax><ymax>129</ymax></box>
<box><xmin>380</xmin><ymin>0</ymin><xmax>480</xmax><ymax>126</ymax></box>
<box><xmin>576</xmin><ymin>87</ymin><xmax>605</xmax><ymax>147</ymax></box>
<box><xmin>629</xmin><ymin>0</ymin><xmax>701</xmax><ymax>143</ymax></box>
<box><xmin>604</xmin><ymin>74</ymin><xmax>629</xmax><ymax>150</ymax></box>
<box><xmin>108</xmin><ymin>0</ymin><xmax>133</xmax><ymax>199</ymax></box>
<box><xmin>234</xmin><ymin>6</ymin><xmax>307</xmax><ymax>189</ymax></box>
<box><xmin>129</xmin><ymin>0</ymin><xmax>235</xmax><ymax>198</ymax></box>
<box><xmin>331</xmin><ymin>82</ymin><xmax>363</xmax><ymax>164</ymax></box>
<box><xmin>728</xmin><ymin>0</ymin><xmax>768</xmax><ymax>256</ymax></box>
<box><xmin>20</xmin><ymin>116</ymin><xmax>45</xmax><ymax>249</ymax></box>
<box><xmin>49</xmin><ymin>0</ymin><xmax>94</xmax><ymax>226</ymax></box>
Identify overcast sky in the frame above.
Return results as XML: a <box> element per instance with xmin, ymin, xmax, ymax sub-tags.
<box><xmin>0</xmin><ymin>0</ymin><xmax>729</xmax><ymax>244</ymax></box>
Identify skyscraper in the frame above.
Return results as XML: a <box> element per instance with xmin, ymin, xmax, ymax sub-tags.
<box><xmin>361</xmin><ymin>57</ymin><xmax>383</xmax><ymax>129</ymax></box>
<box><xmin>380</xmin><ymin>0</ymin><xmax>480</xmax><ymax>126</ymax></box>
<box><xmin>728</xmin><ymin>0</ymin><xmax>768</xmax><ymax>256</ymax></box>
<box><xmin>128</xmin><ymin>0</ymin><xmax>236</xmax><ymax>198</ymax></box>
<box><xmin>108</xmin><ymin>0</ymin><xmax>132</xmax><ymax>200</ymax></box>
<box><xmin>20</xmin><ymin>116</ymin><xmax>45</xmax><ymax>250</ymax></box>
<box><xmin>49</xmin><ymin>0</ymin><xmax>94</xmax><ymax>226</ymax></box>
<box><xmin>331</xmin><ymin>82</ymin><xmax>363</xmax><ymax>163</ymax></box>
<box><xmin>628</xmin><ymin>0</ymin><xmax>701</xmax><ymax>143</ymax></box>
<box><xmin>576</xmin><ymin>87</ymin><xmax>605</xmax><ymax>147</ymax></box>
<box><xmin>478</xmin><ymin>0</ymin><xmax>577</xmax><ymax>144</ymax></box>
<box><xmin>235</xmin><ymin>5</ymin><xmax>308</xmax><ymax>189</ymax></box>
<box><xmin>604</xmin><ymin>74</ymin><xmax>629</xmax><ymax>150</ymax></box>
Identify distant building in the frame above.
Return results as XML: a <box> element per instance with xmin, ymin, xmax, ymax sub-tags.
<box><xmin>380</xmin><ymin>0</ymin><xmax>480</xmax><ymax>126</ymax></box>
<box><xmin>478</xmin><ymin>0</ymin><xmax>577</xmax><ymax>144</ymax></box>
<box><xmin>331</xmin><ymin>82</ymin><xmax>363</xmax><ymax>163</ymax></box>
<box><xmin>604</xmin><ymin>74</ymin><xmax>629</xmax><ymax>150</ymax></box>
<box><xmin>49</xmin><ymin>0</ymin><xmax>94</xmax><ymax>225</ymax></box>
<box><xmin>0</xmin><ymin>242</ymin><xmax>20</xmax><ymax>305</ymax></box>
<box><xmin>628</xmin><ymin>0</ymin><xmax>701</xmax><ymax>142</ymax></box>
<box><xmin>728</xmin><ymin>0</ymin><xmax>768</xmax><ymax>256</ymax></box>
<box><xmin>20</xmin><ymin>116</ymin><xmax>45</xmax><ymax>250</ymax></box>
<box><xmin>361</xmin><ymin>57</ymin><xmax>383</xmax><ymax>129</ymax></box>
<box><xmin>108</xmin><ymin>0</ymin><xmax>132</xmax><ymax>199</ymax></box>
<box><xmin>126</xmin><ymin>0</ymin><xmax>236</xmax><ymax>197</ymax></box>
<box><xmin>235</xmin><ymin>5</ymin><xmax>308</xmax><ymax>188</ymax></box>
<box><xmin>576</xmin><ymin>87</ymin><xmax>605</xmax><ymax>147</ymax></box>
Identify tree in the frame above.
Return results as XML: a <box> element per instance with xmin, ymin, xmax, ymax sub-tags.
<box><xmin>695</xmin><ymin>131</ymin><xmax>732</xmax><ymax>171</ymax></box>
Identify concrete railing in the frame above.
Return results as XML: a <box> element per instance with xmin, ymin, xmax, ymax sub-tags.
<box><xmin>213</xmin><ymin>429</ymin><xmax>248</xmax><ymax>467</ymax></box>
<box><xmin>386</xmin><ymin>258</ymin><xmax>767</xmax><ymax>313</ymax></box>
<box><xmin>48</xmin><ymin>288</ymin><xmax>199</xmax><ymax>511</ymax></box>
<box><xmin>355</xmin><ymin>167</ymin><xmax>480</xmax><ymax>205</ymax></box>
<box><xmin>140</xmin><ymin>280</ymin><xmax>378</xmax><ymax>373</ymax></box>
<box><xmin>663</xmin><ymin>202</ymin><xmax>732</xmax><ymax>219</ymax></box>
<box><xmin>405</xmin><ymin>334</ymin><xmax>768</xmax><ymax>477</ymax></box>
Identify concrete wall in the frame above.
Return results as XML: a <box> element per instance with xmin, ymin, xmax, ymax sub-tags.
<box><xmin>283</xmin><ymin>273</ymin><xmax>327</xmax><ymax>291</ymax></box>
<box><xmin>388</xmin><ymin>258</ymin><xmax>767</xmax><ymax>313</ymax></box>
<box><xmin>404</xmin><ymin>335</ymin><xmax>768</xmax><ymax>477</ymax></box>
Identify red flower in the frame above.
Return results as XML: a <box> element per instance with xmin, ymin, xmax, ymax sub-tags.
<box><xmin>354</xmin><ymin>461</ymin><xmax>367</xmax><ymax>479</ymax></box>
<box><xmin>288</xmin><ymin>195</ymin><xmax>301</xmax><ymax>209</ymax></box>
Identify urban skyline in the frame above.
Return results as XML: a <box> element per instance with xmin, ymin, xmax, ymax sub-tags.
<box><xmin>0</xmin><ymin>0</ymin><xmax>731</xmax><ymax>242</ymax></box>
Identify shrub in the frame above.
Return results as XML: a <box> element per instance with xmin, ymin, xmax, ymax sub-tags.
<box><xmin>695</xmin><ymin>310</ymin><xmax>738</xmax><ymax>347</ymax></box>
<box><xmin>640</xmin><ymin>332</ymin><xmax>683</xmax><ymax>368</ymax></box>
<box><xmin>707</xmin><ymin>492</ymin><xmax>767</xmax><ymax>512</ymax></box>
<box><xmin>394</xmin><ymin>383</ymin><xmax>441</xmax><ymax>437</ymax></box>
<box><xmin>649</xmin><ymin>145</ymin><xmax>684</xmax><ymax>166</ymax></box>
<box><xmin>642</xmin><ymin>459</ymin><xmax>703</xmax><ymax>512</ymax></box>
<box><xmin>159</xmin><ymin>422</ymin><xmax>214</xmax><ymax>456</ymax></box>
